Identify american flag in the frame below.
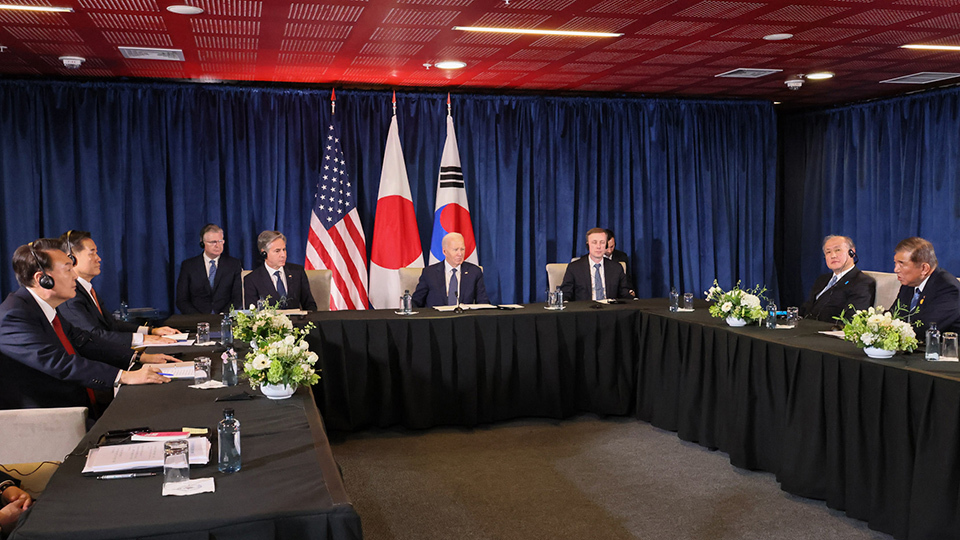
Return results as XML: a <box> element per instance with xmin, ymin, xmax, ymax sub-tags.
<box><xmin>305</xmin><ymin>112</ymin><xmax>369</xmax><ymax>310</ymax></box>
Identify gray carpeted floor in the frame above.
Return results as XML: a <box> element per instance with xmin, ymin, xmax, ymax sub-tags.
<box><xmin>329</xmin><ymin>416</ymin><xmax>893</xmax><ymax>540</ymax></box>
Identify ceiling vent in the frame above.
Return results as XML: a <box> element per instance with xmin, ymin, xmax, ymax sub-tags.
<box><xmin>880</xmin><ymin>72</ymin><xmax>960</xmax><ymax>84</ymax></box>
<box><xmin>118</xmin><ymin>47</ymin><xmax>185</xmax><ymax>61</ymax></box>
<box><xmin>715</xmin><ymin>68</ymin><xmax>783</xmax><ymax>79</ymax></box>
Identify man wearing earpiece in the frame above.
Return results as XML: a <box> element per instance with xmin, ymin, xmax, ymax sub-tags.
<box><xmin>560</xmin><ymin>228</ymin><xmax>631</xmax><ymax>301</ymax></box>
<box><xmin>175</xmin><ymin>224</ymin><xmax>243</xmax><ymax>314</ymax></box>
<box><xmin>243</xmin><ymin>230</ymin><xmax>317</xmax><ymax>310</ymax></box>
<box><xmin>0</xmin><ymin>239</ymin><xmax>170</xmax><ymax>412</ymax></box>
<box><xmin>800</xmin><ymin>235</ymin><xmax>876</xmax><ymax>322</ymax></box>
<box><xmin>57</xmin><ymin>230</ymin><xmax>180</xmax><ymax>350</ymax></box>
<box><xmin>892</xmin><ymin>237</ymin><xmax>960</xmax><ymax>335</ymax></box>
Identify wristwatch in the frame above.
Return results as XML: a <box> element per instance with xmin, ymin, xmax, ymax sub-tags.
<box><xmin>0</xmin><ymin>479</ymin><xmax>17</xmax><ymax>497</ymax></box>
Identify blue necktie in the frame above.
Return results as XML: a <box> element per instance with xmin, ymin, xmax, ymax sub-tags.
<box><xmin>910</xmin><ymin>287</ymin><xmax>921</xmax><ymax>310</ymax></box>
<box><xmin>448</xmin><ymin>268</ymin><xmax>458</xmax><ymax>305</ymax></box>
<box><xmin>594</xmin><ymin>263</ymin><xmax>605</xmax><ymax>301</ymax></box>
<box><xmin>274</xmin><ymin>270</ymin><xmax>287</xmax><ymax>299</ymax></box>
<box><xmin>208</xmin><ymin>260</ymin><xmax>217</xmax><ymax>288</ymax></box>
<box><xmin>816</xmin><ymin>274</ymin><xmax>838</xmax><ymax>300</ymax></box>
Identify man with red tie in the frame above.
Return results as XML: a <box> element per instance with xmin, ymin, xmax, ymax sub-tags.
<box><xmin>57</xmin><ymin>230</ymin><xmax>178</xmax><ymax>350</ymax></box>
<box><xmin>0</xmin><ymin>239</ymin><xmax>170</xmax><ymax>411</ymax></box>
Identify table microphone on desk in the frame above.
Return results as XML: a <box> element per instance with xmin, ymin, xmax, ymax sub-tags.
<box><xmin>454</xmin><ymin>292</ymin><xmax>463</xmax><ymax>314</ymax></box>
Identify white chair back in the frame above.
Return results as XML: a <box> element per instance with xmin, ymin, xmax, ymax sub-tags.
<box><xmin>305</xmin><ymin>269</ymin><xmax>333</xmax><ymax>311</ymax></box>
<box><xmin>863</xmin><ymin>270</ymin><xmax>900</xmax><ymax>310</ymax></box>
<box><xmin>546</xmin><ymin>263</ymin><xmax>568</xmax><ymax>293</ymax></box>
<box><xmin>241</xmin><ymin>269</ymin><xmax>252</xmax><ymax>308</ymax></box>
<box><xmin>399</xmin><ymin>267</ymin><xmax>423</xmax><ymax>296</ymax></box>
<box><xmin>0</xmin><ymin>407</ymin><xmax>87</xmax><ymax>463</ymax></box>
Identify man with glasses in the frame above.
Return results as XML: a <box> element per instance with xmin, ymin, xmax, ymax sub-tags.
<box><xmin>176</xmin><ymin>224</ymin><xmax>243</xmax><ymax>314</ymax></box>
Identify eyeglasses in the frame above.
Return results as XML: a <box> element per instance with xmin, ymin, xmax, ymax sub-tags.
<box><xmin>204</xmin><ymin>240</ymin><xmax>226</xmax><ymax>246</ymax></box>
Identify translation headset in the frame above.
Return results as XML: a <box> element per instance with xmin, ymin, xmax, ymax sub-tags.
<box><xmin>28</xmin><ymin>242</ymin><xmax>55</xmax><ymax>290</ymax></box>
<box><xmin>63</xmin><ymin>230</ymin><xmax>77</xmax><ymax>265</ymax></box>
<box><xmin>259</xmin><ymin>249</ymin><xmax>268</xmax><ymax>260</ymax></box>
<box><xmin>849</xmin><ymin>248</ymin><xmax>859</xmax><ymax>265</ymax></box>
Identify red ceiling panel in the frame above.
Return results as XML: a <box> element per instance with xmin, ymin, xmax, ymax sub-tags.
<box><xmin>1</xmin><ymin>0</ymin><xmax>960</xmax><ymax>107</ymax></box>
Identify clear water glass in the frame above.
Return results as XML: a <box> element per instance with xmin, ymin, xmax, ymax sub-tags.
<box><xmin>163</xmin><ymin>439</ymin><xmax>190</xmax><ymax>484</ymax></box>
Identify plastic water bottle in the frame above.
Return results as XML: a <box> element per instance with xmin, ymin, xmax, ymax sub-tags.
<box><xmin>222</xmin><ymin>350</ymin><xmax>238</xmax><ymax>387</ymax></box>
<box><xmin>926</xmin><ymin>322</ymin><xmax>941</xmax><ymax>361</ymax></box>
<box><xmin>669</xmin><ymin>288</ymin><xmax>679</xmax><ymax>312</ymax></box>
<box><xmin>119</xmin><ymin>301</ymin><xmax>129</xmax><ymax>321</ymax></box>
<box><xmin>766</xmin><ymin>303</ymin><xmax>778</xmax><ymax>329</ymax></box>
<box><xmin>401</xmin><ymin>290</ymin><xmax>413</xmax><ymax>313</ymax></box>
<box><xmin>221</xmin><ymin>313</ymin><xmax>233</xmax><ymax>347</ymax></box>
<box><xmin>218</xmin><ymin>408</ymin><xmax>241</xmax><ymax>473</ymax></box>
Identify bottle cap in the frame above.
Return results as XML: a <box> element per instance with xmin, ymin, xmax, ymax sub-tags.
<box><xmin>224</xmin><ymin>408</ymin><xmax>234</xmax><ymax>416</ymax></box>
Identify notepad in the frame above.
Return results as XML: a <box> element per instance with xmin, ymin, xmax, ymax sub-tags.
<box><xmin>433</xmin><ymin>304</ymin><xmax>498</xmax><ymax>312</ymax></box>
<box><xmin>158</xmin><ymin>362</ymin><xmax>195</xmax><ymax>379</ymax></box>
<box><xmin>82</xmin><ymin>437</ymin><xmax>210</xmax><ymax>474</ymax></box>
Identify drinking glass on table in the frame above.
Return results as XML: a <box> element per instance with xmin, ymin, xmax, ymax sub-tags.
<box><xmin>163</xmin><ymin>440</ymin><xmax>190</xmax><ymax>484</ymax></box>
<box><xmin>786</xmin><ymin>307</ymin><xmax>799</xmax><ymax>328</ymax></box>
<box><xmin>941</xmin><ymin>332</ymin><xmax>959</xmax><ymax>361</ymax></box>
<box><xmin>196</xmin><ymin>322</ymin><xmax>210</xmax><ymax>345</ymax></box>
<box><xmin>683</xmin><ymin>293</ymin><xmax>694</xmax><ymax>310</ymax></box>
<box><xmin>193</xmin><ymin>356</ymin><xmax>211</xmax><ymax>385</ymax></box>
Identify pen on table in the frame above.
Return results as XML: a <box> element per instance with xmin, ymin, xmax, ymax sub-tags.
<box><xmin>97</xmin><ymin>472</ymin><xmax>157</xmax><ymax>480</ymax></box>
<box><xmin>158</xmin><ymin>372</ymin><xmax>174</xmax><ymax>377</ymax></box>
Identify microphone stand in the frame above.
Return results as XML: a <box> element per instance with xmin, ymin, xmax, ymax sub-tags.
<box><xmin>454</xmin><ymin>291</ymin><xmax>463</xmax><ymax>314</ymax></box>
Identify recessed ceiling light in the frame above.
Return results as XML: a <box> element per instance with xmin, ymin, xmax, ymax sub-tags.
<box><xmin>763</xmin><ymin>33</ymin><xmax>793</xmax><ymax>41</ymax></box>
<box><xmin>807</xmin><ymin>72</ymin><xmax>834</xmax><ymax>80</ymax></box>
<box><xmin>166</xmin><ymin>4</ymin><xmax>203</xmax><ymax>15</ymax></box>
<box><xmin>0</xmin><ymin>3</ymin><xmax>73</xmax><ymax>12</ymax></box>
<box><xmin>453</xmin><ymin>26</ymin><xmax>622</xmax><ymax>38</ymax></box>
<box><xmin>773</xmin><ymin>101</ymin><xmax>781</xmax><ymax>105</ymax></box>
<box><xmin>901</xmin><ymin>44</ymin><xmax>960</xmax><ymax>51</ymax></box>
<box><xmin>435</xmin><ymin>60</ymin><xmax>466</xmax><ymax>70</ymax></box>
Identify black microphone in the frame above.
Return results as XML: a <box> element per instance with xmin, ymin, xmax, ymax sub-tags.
<box><xmin>454</xmin><ymin>291</ymin><xmax>463</xmax><ymax>314</ymax></box>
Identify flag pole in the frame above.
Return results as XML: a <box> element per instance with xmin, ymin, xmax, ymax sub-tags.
<box><xmin>331</xmin><ymin>88</ymin><xmax>336</xmax><ymax>115</ymax></box>
<box><xmin>392</xmin><ymin>90</ymin><xmax>397</xmax><ymax>116</ymax></box>
<box><xmin>447</xmin><ymin>92</ymin><xmax>451</xmax><ymax>117</ymax></box>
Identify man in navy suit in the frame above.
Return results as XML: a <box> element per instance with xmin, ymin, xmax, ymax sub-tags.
<box><xmin>176</xmin><ymin>224</ymin><xmax>243</xmax><ymax>314</ymax></box>
<box><xmin>800</xmin><ymin>235</ymin><xmax>876</xmax><ymax>322</ymax></box>
<box><xmin>412</xmin><ymin>232</ymin><xmax>489</xmax><ymax>308</ymax></box>
<box><xmin>56</xmin><ymin>230</ymin><xmax>179</xmax><ymax>353</ymax></box>
<box><xmin>892</xmin><ymin>237</ymin><xmax>960</xmax><ymax>335</ymax></box>
<box><xmin>244</xmin><ymin>230</ymin><xmax>318</xmax><ymax>310</ymax></box>
<box><xmin>561</xmin><ymin>228</ymin><xmax>631</xmax><ymax>301</ymax></box>
<box><xmin>0</xmin><ymin>239</ymin><xmax>169</xmax><ymax>411</ymax></box>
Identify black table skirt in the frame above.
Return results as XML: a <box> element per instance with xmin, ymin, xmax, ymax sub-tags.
<box><xmin>637</xmin><ymin>303</ymin><xmax>960</xmax><ymax>540</ymax></box>
<box><xmin>166</xmin><ymin>302</ymin><xmax>960</xmax><ymax>539</ymax></box>
<box><xmin>307</xmin><ymin>302</ymin><xmax>640</xmax><ymax>430</ymax></box>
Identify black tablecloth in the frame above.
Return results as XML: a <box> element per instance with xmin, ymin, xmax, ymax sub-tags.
<box><xmin>632</xmin><ymin>300</ymin><xmax>960</xmax><ymax>540</ymax></box>
<box><xmin>11</xmin><ymin>347</ymin><xmax>362</xmax><ymax>540</ymax></box>
<box><xmin>165</xmin><ymin>302</ymin><xmax>960</xmax><ymax>539</ymax></box>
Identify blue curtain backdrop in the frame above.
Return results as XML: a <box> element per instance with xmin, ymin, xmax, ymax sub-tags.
<box><xmin>0</xmin><ymin>80</ymin><xmax>777</xmax><ymax>312</ymax></box>
<box><xmin>779</xmin><ymin>85</ymin><xmax>960</xmax><ymax>307</ymax></box>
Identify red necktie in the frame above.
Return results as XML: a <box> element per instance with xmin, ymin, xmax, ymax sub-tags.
<box><xmin>90</xmin><ymin>288</ymin><xmax>104</xmax><ymax>316</ymax></box>
<box><xmin>52</xmin><ymin>315</ymin><xmax>97</xmax><ymax>405</ymax></box>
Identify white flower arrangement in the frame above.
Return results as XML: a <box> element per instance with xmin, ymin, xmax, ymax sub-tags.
<box><xmin>837</xmin><ymin>305</ymin><xmax>919</xmax><ymax>352</ymax></box>
<box><xmin>704</xmin><ymin>280</ymin><xmax>768</xmax><ymax>323</ymax></box>
<box><xmin>242</xmin><ymin>330</ymin><xmax>320</xmax><ymax>390</ymax></box>
<box><xmin>232</xmin><ymin>301</ymin><xmax>295</xmax><ymax>349</ymax></box>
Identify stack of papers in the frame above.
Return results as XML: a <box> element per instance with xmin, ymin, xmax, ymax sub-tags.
<box><xmin>82</xmin><ymin>438</ymin><xmax>210</xmax><ymax>474</ymax></box>
<box><xmin>433</xmin><ymin>304</ymin><xmax>498</xmax><ymax>312</ymax></box>
<box><xmin>157</xmin><ymin>362</ymin><xmax>195</xmax><ymax>379</ymax></box>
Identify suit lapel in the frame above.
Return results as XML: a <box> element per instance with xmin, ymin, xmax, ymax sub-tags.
<box><xmin>77</xmin><ymin>284</ymin><xmax>108</xmax><ymax>326</ymax></box>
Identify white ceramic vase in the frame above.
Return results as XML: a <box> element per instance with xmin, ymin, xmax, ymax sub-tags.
<box><xmin>260</xmin><ymin>383</ymin><xmax>297</xmax><ymax>400</ymax></box>
<box><xmin>725</xmin><ymin>317</ymin><xmax>748</xmax><ymax>327</ymax></box>
<box><xmin>863</xmin><ymin>346</ymin><xmax>896</xmax><ymax>359</ymax></box>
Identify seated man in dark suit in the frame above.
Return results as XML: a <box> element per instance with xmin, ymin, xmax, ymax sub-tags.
<box><xmin>579</xmin><ymin>228</ymin><xmax>634</xmax><ymax>296</ymax></box>
<box><xmin>800</xmin><ymin>235</ymin><xmax>876</xmax><ymax>322</ymax></box>
<box><xmin>244</xmin><ymin>230</ymin><xmax>317</xmax><ymax>310</ymax></box>
<box><xmin>892</xmin><ymin>237</ymin><xmax>960</xmax><ymax>335</ymax></box>
<box><xmin>0</xmin><ymin>240</ymin><xmax>170</xmax><ymax>411</ymax></box>
<box><xmin>176</xmin><ymin>224</ymin><xmax>243</xmax><ymax>314</ymax></box>
<box><xmin>561</xmin><ymin>228</ymin><xmax>631</xmax><ymax>301</ymax></box>
<box><xmin>56</xmin><ymin>230</ymin><xmax>178</xmax><ymax>351</ymax></box>
<box><xmin>413</xmin><ymin>232</ymin><xmax>489</xmax><ymax>308</ymax></box>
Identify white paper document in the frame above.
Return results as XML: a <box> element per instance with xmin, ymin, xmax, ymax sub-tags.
<box><xmin>818</xmin><ymin>330</ymin><xmax>845</xmax><ymax>338</ymax></box>
<box><xmin>433</xmin><ymin>304</ymin><xmax>498</xmax><ymax>312</ymax></box>
<box><xmin>162</xmin><ymin>477</ymin><xmax>215</xmax><ymax>497</ymax></box>
<box><xmin>157</xmin><ymin>362</ymin><xmax>195</xmax><ymax>379</ymax></box>
<box><xmin>83</xmin><ymin>437</ymin><xmax>211</xmax><ymax>474</ymax></box>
